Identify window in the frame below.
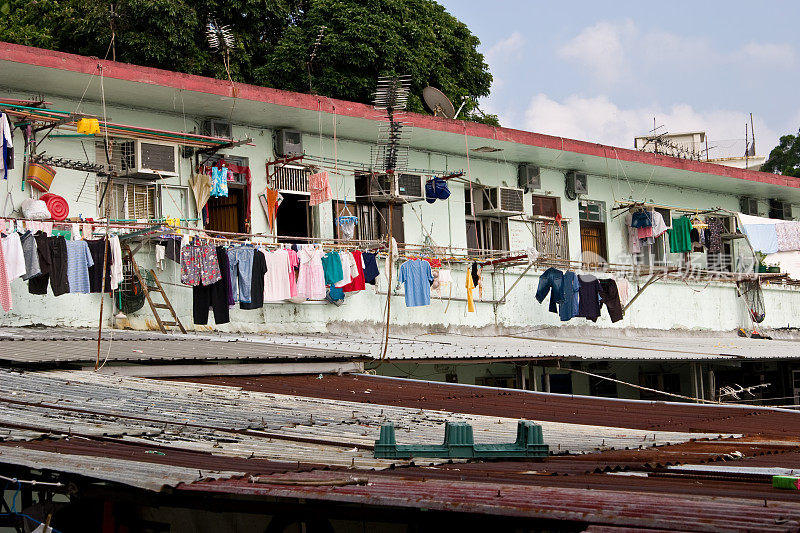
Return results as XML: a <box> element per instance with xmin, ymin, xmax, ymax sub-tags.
<box><xmin>578</xmin><ymin>200</ymin><xmax>605</xmax><ymax>222</ymax></box>
<box><xmin>98</xmin><ymin>180</ymin><xmax>157</xmax><ymax>220</ymax></box>
<box><xmin>531</xmin><ymin>195</ymin><xmax>560</xmax><ymax>218</ymax></box>
<box><xmin>333</xmin><ymin>200</ymin><xmax>404</xmax><ymax>243</ymax></box>
<box><xmin>589</xmin><ymin>373</ymin><xmax>617</xmax><ymax>398</ymax></box>
<box><xmin>639</xmin><ymin>372</ymin><xmax>681</xmax><ymax>400</ymax></box>
<box><xmin>159</xmin><ymin>185</ymin><xmax>190</xmax><ymax>220</ymax></box>
<box><xmin>740</xmin><ymin>197</ymin><xmax>759</xmax><ymax>216</ymax></box>
<box><xmin>769</xmin><ymin>199</ymin><xmax>793</xmax><ymax>220</ymax></box>
<box><xmin>465</xmin><ymin>188</ymin><xmax>509</xmax><ymax>254</ymax></box>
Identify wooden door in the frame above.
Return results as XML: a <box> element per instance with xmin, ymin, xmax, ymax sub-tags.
<box><xmin>580</xmin><ymin>221</ymin><xmax>607</xmax><ymax>263</ymax></box>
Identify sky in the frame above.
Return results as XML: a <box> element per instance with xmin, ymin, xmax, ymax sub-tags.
<box><xmin>438</xmin><ymin>0</ymin><xmax>800</xmax><ymax>157</ymax></box>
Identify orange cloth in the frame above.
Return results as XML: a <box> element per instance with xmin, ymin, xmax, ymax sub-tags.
<box><xmin>264</xmin><ymin>188</ymin><xmax>280</xmax><ymax>231</ymax></box>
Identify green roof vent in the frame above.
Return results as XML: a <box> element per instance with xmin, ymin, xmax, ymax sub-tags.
<box><xmin>374</xmin><ymin>420</ymin><xmax>549</xmax><ymax>459</ymax></box>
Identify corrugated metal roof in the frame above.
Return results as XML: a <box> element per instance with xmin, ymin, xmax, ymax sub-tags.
<box><xmin>0</xmin><ymin>446</ymin><xmax>242</xmax><ymax>491</ymax></box>
<box><xmin>190</xmin><ymin>374</ymin><xmax>800</xmax><ymax>437</ymax></box>
<box><xmin>180</xmin><ymin>470</ymin><xmax>800</xmax><ymax>531</ymax></box>
<box><xmin>3</xmin><ymin>327</ymin><xmax>797</xmax><ymax>363</ymax></box>
<box><xmin>0</xmin><ymin>370</ymin><xmax>728</xmax><ymax>469</ymax></box>
<box><xmin>0</xmin><ymin>337</ymin><xmax>367</xmax><ymax>366</ymax></box>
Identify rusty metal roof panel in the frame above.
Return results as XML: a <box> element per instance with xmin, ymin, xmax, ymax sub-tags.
<box><xmin>188</xmin><ymin>374</ymin><xmax>800</xmax><ymax>438</ymax></box>
<box><xmin>179</xmin><ymin>471</ymin><xmax>800</xmax><ymax>531</ymax></box>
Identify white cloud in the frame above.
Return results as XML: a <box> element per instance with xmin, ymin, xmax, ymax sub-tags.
<box><xmin>485</xmin><ymin>32</ymin><xmax>525</xmax><ymax>65</ymax></box>
<box><xmin>740</xmin><ymin>42</ymin><xmax>795</xmax><ymax>65</ymax></box>
<box><xmin>523</xmin><ymin>93</ymin><xmax>778</xmax><ymax>157</ymax></box>
<box><xmin>557</xmin><ymin>20</ymin><xmax>792</xmax><ymax>85</ymax></box>
<box><xmin>557</xmin><ymin>20</ymin><xmax>635</xmax><ymax>84</ymax></box>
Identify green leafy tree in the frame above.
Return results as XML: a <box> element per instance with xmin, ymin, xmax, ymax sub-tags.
<box><xmin>0</xmin><ymin>0</ymin><xmax>496</xmax><ymax>125</ymax></box>
<box><xmin>762</xmin><ymin>130</ymin><xmax>800</xmax><ymax>178</ymax></box>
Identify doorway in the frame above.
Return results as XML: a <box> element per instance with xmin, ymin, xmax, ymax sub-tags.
<box><xmin>580</xmin><ymin>221</ymin><xmax>608</xmax><ymax>264</ymax></box>
<box><xmin>277</xmin><ymin>192</ymin><xmax>312</xmax><ymax>243</ymax></box>
<box><xmin>206</xmin><ymin>185</ymin><xmax>245</xmax><ymax>234</ymax></box>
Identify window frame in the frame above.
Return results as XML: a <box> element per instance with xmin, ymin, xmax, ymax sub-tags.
<box><xmin>465</xmin><ymin>188</ymin><xmax>510</xmax><ymax>254</ymax></box>
<box><xmin>97</xmin><ymin>178</ymin><xmax>158</xmax><ymax>221</ymax></box>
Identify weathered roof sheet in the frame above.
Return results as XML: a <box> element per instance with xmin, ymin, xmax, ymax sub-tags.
<box><xmin>0</xmin><ymin>446</ymin><xmax>242</xmax><ymax>491</ymax></box>
<box><xmin>190</xmin><ymin>373</ymin><xmax>800</xmax><ymax>437</ymax></box>
<box><xmin>0</xmin><ymin>337</ymin><xmax>367</xmax><ymax>366</ymax></box>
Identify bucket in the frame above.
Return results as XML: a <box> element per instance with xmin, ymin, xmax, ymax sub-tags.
<box><xmin>26</xmin><ymin>162</ymin><xmax>56</xmax><ymax>192</ymax></box>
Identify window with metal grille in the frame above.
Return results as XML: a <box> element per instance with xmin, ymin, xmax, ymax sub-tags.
<box><xmin>531</xmin><ymin>220</ymin><xmax>569</xmax><ymax>260</ymax></box>
<box><xmin>98</xmin><ymin>180</ymin><xmax>157</xmax><ymax>220</ymax></box>
<box><xmin>95</xmin><ymin>138</ymin><xmax>135</xmax><ymax>172</ymax></box>
<box><xmin>273</xmin><ymin>165</ymin><xmax>310</xmax><ymax>193</ymax></box>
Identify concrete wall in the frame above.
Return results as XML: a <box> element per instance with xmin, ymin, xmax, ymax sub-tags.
<box><xmin>2</xmin><ymin>90</ymin><xmax>800</xmax><ymax>333</ymax></box>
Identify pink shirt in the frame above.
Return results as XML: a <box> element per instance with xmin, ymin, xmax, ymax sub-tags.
<box><xmin>0</xmin><ymin>234</ymin><xmax>12</xmax><ymax>312</ymax></box>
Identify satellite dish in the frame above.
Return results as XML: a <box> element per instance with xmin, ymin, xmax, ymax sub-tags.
<box><xmin>423</xmin><ymin>87</ymin><xmax>456</xmax><ymax>119</ymax></box>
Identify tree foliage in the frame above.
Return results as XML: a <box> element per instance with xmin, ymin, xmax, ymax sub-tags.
<box><xmin>762</xmin><ymin>130</ymin><xmax>800</xmax><ymax>178</ymax></box>
<box><xmin>0</xmin><ymin>0</ymin><xmax>496</xmax><ymax>124</ymax></box>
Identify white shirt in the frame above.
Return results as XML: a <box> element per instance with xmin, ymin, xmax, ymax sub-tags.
<box><xmin>2</xmin><ymin>233</ymin><xmax>26</xmax><ymax>281</ymax></box>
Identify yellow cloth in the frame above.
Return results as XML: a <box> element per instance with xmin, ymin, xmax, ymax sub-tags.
<box><xmin>465</xmin><ymin>271</ymin><xmax>475</xmax><ymax>313</ymax></box>
<box><xmin>165</xmin><ymin>216</ymin><xmax>181</xmax><ymax>234</ymax></box>
<box><xmin>76</xmin><ymin>118</ymin><xmax>100</xmax><ymax>135</ymax></box>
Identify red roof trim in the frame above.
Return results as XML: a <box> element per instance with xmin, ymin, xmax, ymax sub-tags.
<box><xmin>1</xmin><ymin>41</ymin><xmax>796</xmax><ymax>189</ymax></box>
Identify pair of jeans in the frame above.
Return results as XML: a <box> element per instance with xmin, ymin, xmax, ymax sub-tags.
<box><xmin>535</xmin><ymin>267</ymin><xmax>563</xmax><ymax>314</ymax></box>
<box><xmin>227</xmin><ymin>246</ymin><xmax>254</xmax><ymax>304</ymax></box>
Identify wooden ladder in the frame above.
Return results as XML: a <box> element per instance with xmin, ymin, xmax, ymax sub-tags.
<box><xmin>123</xmin><ymin>245</ymin><xmax>187</xmax><ymax>334</ymax></box>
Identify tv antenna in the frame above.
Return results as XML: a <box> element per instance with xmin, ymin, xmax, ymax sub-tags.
<box><xmin>206</xmin><ymin>20</ymin><xmax>235</xmax><ymax>52</ymax></box>
<box><xmin>422</xmin><ymin>86</ymin><xmax>456</xmax><ymax>119</ymax></box>
<box><xmin>372</xmin><ymin>75</ymin><xmax>412</xmax><ymax>173</ymax></box>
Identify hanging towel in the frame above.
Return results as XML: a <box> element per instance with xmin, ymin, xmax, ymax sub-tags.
<box><xmin>260</xmin><ymin>188</ymin><xmax>282</xmax><ymax>232</ymax></box>
<box><xmin>667</xmin><ymin>217</ymin><xmax>693</xmax><ymax>253</ymax></box>
<box><xmin>0</xmin><ymin>112</ymin><xmax>13</xmax><ymax>180</ymax></box>
<box><xmin>743</xmin><ymin>224</ymin><xmax>779</xmax><ymax>254</ymax></box>
<box><xmin>109</xmin><ymin>235</ymin><xmax>123</xmax><ymax>291</ymax></box>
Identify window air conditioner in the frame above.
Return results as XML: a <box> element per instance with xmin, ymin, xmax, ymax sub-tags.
<box><xmin>477</xmin><ymin>186</ymin><xmax>525</xmax><ymax>217</ymax></box>
<box><xmin>201</xmin><ymin>119</ymin><xmax>233</xmax><ymax>139</ymax></box>
<box><xmin>97</xmin><ymin>139</ymin><xmax>179</xmax><ymax>179</ymax></box>
<box><xmin>565</xmin><ymin>171</ymin><xmax>588</xmax><ymax>195</ymax></box>
<box><xmin>275</xmin><ymin>129</ymin><xmax>303</xmax><ymax>157</ymax></box>
<box><xmin>518</xmin><ymin>164</ymin><xmax>541</xmax><ymax>192</ymax></box>
<box><xmin>357</xmin><ymin>172</ymin><xmax>424</xmax><ymax>203</ymax></box>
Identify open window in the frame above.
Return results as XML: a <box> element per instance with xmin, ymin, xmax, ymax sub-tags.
<box><xmin>465</xmin><ymin>188</ymin><xmax>510</xmax><ymax>254</ymax></box>
<box><xmin>271</xmin><ymin>164</ymin><xmax>314</xmax><ymax>243</ymax></box>
<box><xmin>333</xmin><ymin>199</ymin><xmax>404</xmax><ymax>243</ymax></box>
<box><xmin>635</xmin><ymin>207</ymin><xmax>670</xmax><ymax>267</ymax></box>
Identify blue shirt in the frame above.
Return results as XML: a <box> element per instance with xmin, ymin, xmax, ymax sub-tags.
<box><xmin>66</xmin><ymin>240</ymin><xmax>94</xmax><ymax>294</ymax></box>
<box><xmin>398</xmin><ymin>259</ymin><xmax>434</xmax><ymax>307</ymax></box>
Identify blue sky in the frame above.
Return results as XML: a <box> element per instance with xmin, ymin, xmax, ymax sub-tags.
<box><xmin>438</xmin><ymin>0</ymin><xmax>800</xmax><ymax>157</ymax></box>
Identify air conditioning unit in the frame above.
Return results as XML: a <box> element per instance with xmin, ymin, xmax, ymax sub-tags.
<box><xmin>275</xmin><ymin>129</ymin><xmax>303</xmax><ymax>157</ymax></box>
<box><xmin>97</xmin><ymin>139</ymin><xmax>178</xmax><ymax>179</ymax></box>
<box><xmin>566</xmin><ymin>171</ymin><xmax>588</xmax><ymax>195</ymax></box>
<box><xmin>477</xmin><ymin>186</ymin><xmax>524</xmax><ymax>217</ymax></box>
<box><xmin>201</xmin><ymin>119</ymin><xmax>233</xmax><ymax>139</ymax></box>
<box><xmin>518</xmin><ymin>164</ymin><xmax>541</xmax><ymax>192</ymax></box>
<box><xmin>354</xmin><ymin>171</ymin><xmax>424</xmax><ymax>203</ymax></box>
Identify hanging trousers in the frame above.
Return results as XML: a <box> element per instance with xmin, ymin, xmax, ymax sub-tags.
<box><xmin>193</xmin><ymin>246</ymin><xmax>230</xmax><ymax>325</ymax></box>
